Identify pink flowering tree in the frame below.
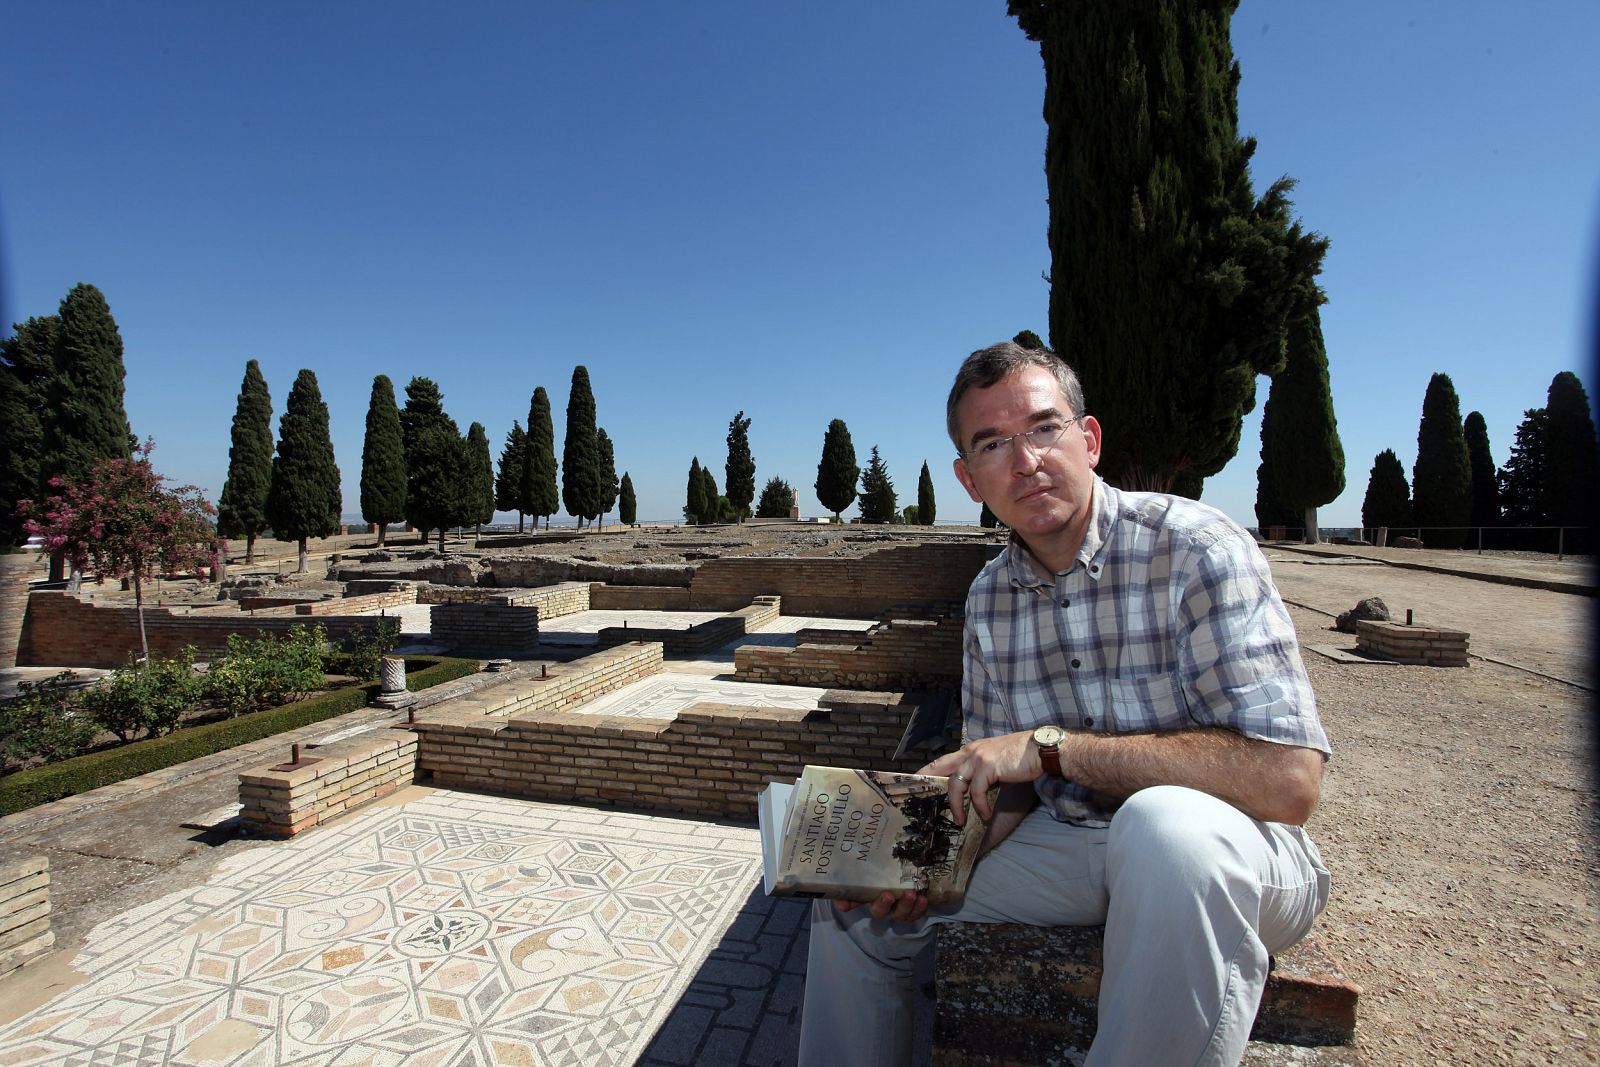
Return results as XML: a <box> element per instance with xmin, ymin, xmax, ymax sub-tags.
<box><xmin>18</xmin><ymin>439</ymin><xmax>221</xmax><ymax>663</ymax></box>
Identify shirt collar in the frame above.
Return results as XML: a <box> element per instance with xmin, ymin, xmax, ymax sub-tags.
<box><xmin>1004</xmin><ymin>476</ymin><xmax>1115</xmax><ymax>586</ymax></box>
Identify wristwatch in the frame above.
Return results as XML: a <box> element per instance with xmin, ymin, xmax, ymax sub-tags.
<box><xmin>1032</xmin><ymin>724</ymin><xmax>1067</xmax><ymax>778</ymax></box>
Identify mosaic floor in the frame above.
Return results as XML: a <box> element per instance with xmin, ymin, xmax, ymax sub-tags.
<box><xmin>578</xmin><ymin>673</ymin><xmax>828</xmax><ymax>721</ymax></box>
<box><xmin>0</xmin><ymin>791</ymin><xmax>763</xmax><ymax>1067</ymax></box>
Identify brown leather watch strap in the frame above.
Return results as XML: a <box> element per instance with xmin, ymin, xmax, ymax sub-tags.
<box><xmin>1038</xmin><ymin>743</ymin><xmax>1062</xmax><ymax>778</ymax></box>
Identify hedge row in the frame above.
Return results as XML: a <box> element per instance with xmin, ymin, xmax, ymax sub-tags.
<box><xmin>0</xmin><ymin>655</ymin><xmax>481</xmax><ymax>817</ymax></box>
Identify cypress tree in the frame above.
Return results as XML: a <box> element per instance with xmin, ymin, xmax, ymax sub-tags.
<box><xmin>358</xmin><ymin>374</ymin><xmax>406</xmax><ymax>547</ymax></box>
<box><xmin>619</xmin><ymin>472</ymin><xmax>637</xmax><ymax>526</ymax></box>
<box><xmin>408</xmin><ymin>421</ymin><xmax>470</xmax><ymax>551</ymax></box>
<box><xmin>698</xmin><ymin>466</ymin><xmax>720</xmax><ymax>522</ymax></box>
<box><xmin>815</xmin><ymin>418</ymin><xmax>859</xmax><ymax>521</ymax></box>
<box><xmin>686</xmin><ymin>457</ymin><xmax>707</xmax><ymax>524</ymax></box>
<box><xmin>725</xmin><ymin>411</ymin><xmax>756</xmax><ymax>521</ymax></box>
<box><xmin>595</xmin><ymin>427</ymin><xmax>618</xmax><ymax>529</ymax></box>
<box><xmin>524</xmin><ymin>387</ymin><xmax>559</xmax><ymax>530</ymax></box>
<box><xmin>265</xmin><ymin>369</ymin><xmax>342</xmax><ymax>572</ymax></box>
<box><xmin>1257</xmin><ymin>309</ymin><xmax>1345</xmax><ymax>542</ymax></box>
<box><xmin>496</xmin><ymin>421</ymin><xmax>528</xmax><ymax>533</ymax></box>
<box><xmin>1361</xmin><ymin>449</ymin><xmax>1412</xmax><ymax>535</ymax></box>
<box><xmin>1011</xmin><ymin>329</ymin><xmax>1046</xmax><ymax>351</ymax></box>
<box><xmin>1498</xmin><ymin>409</ymin><xmax>1548</xmax><ymax>532</ymax></box>
<box><xmin>1010</xmin><ymin>2</ymin><xmax>1327</xmax><ymax>494</ymax></box>
<box><xmin>980</xmin><ymin>502</ymin><xmax>1000</xmax><ymax>529</ymax></box>
<box><xmin>1463</xmin><ymin>411</ymin><xmax>1500</xmax><ymax>534</ymax></box>
<box><xmin>859</xmin><ymin>446</ymin><xmax>898</xmax><ymax>523</ymax></box>
<box><xmin>466</xmin><ymin>421</ymin><xmax>495</xmax><ymax>534</ymax></box>
<box><xmin>917</xmin><ymin>461</ymin><xmax>937</xmax><ymax>525</ymax></box>
<box><xmin>562</xmin><ymin>366</ymin><xmax>600</xmax><ymax>526</ymax></box>
<box><xmin>217</xmin><ymin>360</ymin><xmax>276</xmax><ymax>561</ymax></box>
<box><xmin>401</xmin><ymin>377</ymin><xmax>451</xmax><ymax>542</ymax></box>
<box><xmin>1412</xmin><ymin>373</ymin><xmax>1472</xmax><ymax>548</ymax></box>
<box><xmin>1253</xmin><ymin>458</ymin><xmax>1299</xmax><ymax>537</ymax></box>
<box><xmin>756</xmin><ymin>476</ymin><xmax>797</xmax><ymax>519</ymax></box>
<box><xmin>0</xmin><ymin>315</ymin><xmax>58</xmax><ymax>547</ymax></box>
<box><xmin>1541</xmin><ymin>371</ymin><xmax>1600</xmax><ymax>539</ymax></box>
<box><xmin>42</xmin><ymin>284</ymin><xmax>134</xmax><ymax>487</ymax></box>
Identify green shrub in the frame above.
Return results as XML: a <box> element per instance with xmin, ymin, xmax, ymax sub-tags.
<box><xmin>202</xmin><ymin>624</ymin><xmax>328</xmax><ymax>716</ymax></box>
<box><xmin>327</xmin><ymin>620</ymin><xmax>400</xmax><ymax>681</ymax></box>
<box><xmin>0</xmin><ymin>672</ymin><xmax>98</xmax><ymax>768</ymax></box>
<box><xmin>0</xmin><ymin>654</ymin><xmax>478</xmax><ymax>816</ymax></box>
<box><xmin>82</xmin><ymin>651</ymin><xmax>203</xmax><ymax>742</ymax></box>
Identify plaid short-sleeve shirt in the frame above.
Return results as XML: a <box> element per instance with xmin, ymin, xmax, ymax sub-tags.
<box><xmin>964</xmin><ymin>477</ymin><xmax>1330</xmax><ymax>826</ymax></box>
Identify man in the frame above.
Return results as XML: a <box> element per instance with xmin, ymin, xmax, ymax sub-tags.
<box><xmin>799</xmin><ymin>342</ymin><xmax>1332</xmax><ymax>1067</ymax></box>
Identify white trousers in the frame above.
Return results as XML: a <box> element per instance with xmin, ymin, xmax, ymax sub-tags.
<box><xmin>798</xmin><ymin>785</ymin><xmax>1331</xmax><ymax>1067</ymax></box>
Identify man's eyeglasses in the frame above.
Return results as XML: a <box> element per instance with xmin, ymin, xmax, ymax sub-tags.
<box><xmin>959</xmin><ymin>415</ymin><xmax>1085</xmax><ymax>471</ymax></box>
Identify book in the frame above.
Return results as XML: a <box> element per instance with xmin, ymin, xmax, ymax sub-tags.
<box><xmin>757</xmin><ymin>765</ymin><xmax>989</xmax><ymax>904</ymax></box>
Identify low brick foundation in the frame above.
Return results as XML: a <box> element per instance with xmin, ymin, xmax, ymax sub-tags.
<box><xmin>16</xmin><ymin>590</ymin><xmax>392</xmax><ymax>668</ymax></box>
<box><xmin>420</xmin><ymin>641</ymin><xmax>665</xmax><ymax>724</ymax></box>
<box><xmin>412</xmin><ymin>683</ymin><xmax>942</xmax><ymax>821</ymax></box>
<box><xmin>588</xmin><ymin>584</ymin><xmax>693</xmax><ymax>611</ymax></box>
<box><xmin>239</xmin><ymin>730</ymin><xmax>418</xmax><ymax>838</ymax></box>
<box><xmin>932</xmin><ymin>922</ymin><xmax>1361</xmax><ymax>1063</ymax></box>
<box><xmin>688</xmin><ymin>543</ymin><xmax>989</xmax><ymax>616</ymax></box>
<box><xmin>0</xmin><ymin>856</ymin><xmax>53</xmax><ymax>978</ymax></box>
<box><xmin>594</xmin><ymin>597</ymin><xmax>781</xmax><ymax>656</ymax></box>
<box><xmin>431</xmin><ymin>601</ymin><xmax>541</xmax><ymax>657</ymax></box>
<box><xmin>735</xmin><ymin>611</ymin><xmax>963</xmax><ymax>689</ymax></box>
<box><xmin>1356</xmin><ymin>620</ymin><xmax>1469</xmax><ymax>666</ymax></box>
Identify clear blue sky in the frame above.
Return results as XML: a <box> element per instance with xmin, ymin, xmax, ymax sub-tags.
<box><xmin>4</xmin><ymin>2</ymin><xmax>1597</xmax><ymax>528</ymax></box>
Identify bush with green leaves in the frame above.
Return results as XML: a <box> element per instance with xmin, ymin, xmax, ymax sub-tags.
<box><xmin>0</xmin><ymin>671</ymin><xmax>98</xmax><ymax>770</ymax></box>
<box><xmin>201</xmin><ymin>624</ymin><xmax>328</xmax><ymax>717</ymax></box>
<box><xmin>82</xmin><ymin>650</ymin><xmax>202</xmax><ymax>742</ymax></box>
<box><xmin>329</xmin><ymin>620</ymin><xmax>400</xmax><ymax>681</ymax></box>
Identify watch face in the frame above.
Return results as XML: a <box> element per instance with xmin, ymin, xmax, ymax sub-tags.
<box><xmin>1034</xmin><ymin>724</ymin><xmax>1066</xmax><ymax>747</ymax></box>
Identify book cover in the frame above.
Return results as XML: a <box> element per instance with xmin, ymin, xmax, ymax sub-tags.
<box><xmin>757</xmin><ymin>765</ymin><xmax>989</xmax><ymax>905</ymax></box>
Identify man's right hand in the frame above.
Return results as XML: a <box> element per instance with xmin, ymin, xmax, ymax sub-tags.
<box><xmin>833</xmin><ymin>889</ymin><xmax>929</xmax><ymax>924</ymax></box>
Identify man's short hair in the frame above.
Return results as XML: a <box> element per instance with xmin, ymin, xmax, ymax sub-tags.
<box><xmin>946</xmin><ymin>342</ymin><xmax>1087</xmax><ymax>452</ymax></box>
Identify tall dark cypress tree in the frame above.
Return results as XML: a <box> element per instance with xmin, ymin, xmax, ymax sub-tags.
<box><xmin>1498</xmin><ymin>409</ymin><xmax>1548</xmax><ymax>533</ymax></box>
<box><xmin>562</xmin><ymin>366</ymin><xmax>600</xmax><ymax>526</ymax></box>
<box><xmin>815</xmin><ymin>418</ymin><xmax>859</xmax><ymax>521</ymax></box>
<box><xmin>0</xmin><ymin>315</ymin><xmax>59</xmax><ymax>547</ymax></box>
<box><xmin>466</xmin><ymin>422</ymin><xmax>495</xmax><ymax>534</ymax></box>
<box><xmin>699</xmin><ymin>465</ymin><xmax>721</xmax><ymax>523</ymax></box>
<box><xmin>42</xmin><ymin>284</ymin><xmax>134</xmax><ymax>488</ymax></box>
<box><xmin>725</xmin><ymin>411</ymin><xmax>756</xmax><ymax>521</ymax></box>
<box><xmin>859</xmin><ymin>446</ymin><xmax>897</xmax><ymax>523</ymax></box>
<box><xmin>1011</xmin><ymin>329</ymin><xmax>1046</xmax><ymax>351</ymax></box>
<box><xmin>1253</xmin><ymin>459</ymin><xmax>1299</xmax><ymax>536</ymax></box>
<box><xmin>1412</xmin><ymin>373</ymin><xmax>1472</xmax><ymax>548</ymax></box>
<box><xmin>265</xmin><ymin>369</ymin><xmax>342</xmax><ymax>572</ymax></box>
<box><xmin>686</xmin><ymin>458</ymin><xmax>707</xmax><ymax>524</ymax></box>
<box><xmin>1257</xmin><ymin>309</ymin><xmax>1345</xmax><ymax>542</ymax></box>
<box><xmin>217</xmin><ymin>360</ymin><xmax>276</xmax><ymax>561</ymax></box>
<box><xmin>917</xmin><ymin>461</ymin><xmax>937</xmax><ymax>525</ymax></box>
<box><xmin>1541</xmin><ymin>371</ymin><xmax>1600</xmax><ymax>541</ymax></box>
<box><xmin>595</xmin><ymin>428</ymin><xmax>618</xmax><ymax>529</ymax></box>
<box><xmin>1009</xmin><ymin>2</ymin><xmax>1327</xmax><ymax>494</ymax></box>
<box><xmin>756</xmin><ymin>476</ymin><xmax>797</xmax><ymax>519</ymax></box>
<box><xmin>524</xmin><ymin>387</ymin><xmax>559</xmax><ymax>530</ymax></box>
<box><xmin>1462</xmin><ymin>411</ymin><xmax>1500</xmax><ymax>535</ymax></box>
<box><xmin>496</xmin><ymin>421</ymin><xmax>529</xmax><ymax>533</ymax></box>
<box><xmin>1361</xmin><ymin>449</ymin><xmax>1412</xmax><ymax>535</ymax></box>
<box><xmin>408</xmin><ymin>421</ymin><xmax>470</xmax><ymax>551</ymax></box>
<box><xmin>618</xmin><ymin>472</ymin><xmax>637</xmax><ymax>526</ymax></box>
<box><xmin>358</xmin><ymin>374</ymin><xmax>406</xmax><ymax>547</ymax></box>
<box><xmin>401</xmin><ymin>377</ymin><xmax>450</xmax><ymax>541</ymax></box>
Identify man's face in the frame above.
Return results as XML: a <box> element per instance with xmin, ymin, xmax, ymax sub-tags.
<box><xmin>951</xmin><ymin>365</ymin><xmax>1102</xmax><ymax>553</ymax></box>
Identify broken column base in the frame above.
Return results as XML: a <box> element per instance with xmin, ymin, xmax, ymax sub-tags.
<box><xmin>1355</xmin><ymin>620</ymin><xmax>1469</xmax><ymax>666</ymax></box>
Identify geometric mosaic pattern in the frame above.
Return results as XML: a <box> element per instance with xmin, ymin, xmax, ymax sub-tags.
<box><xmin>0</xmin><ymin>790</ymin><xmax>762</xmax><ymax>1067</ymax></box>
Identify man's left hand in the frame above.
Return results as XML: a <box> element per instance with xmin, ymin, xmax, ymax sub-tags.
<box><xmin>919</xmin><ymin>731</ymin><xmax>1041</xmax><ymax>825</ymax></box>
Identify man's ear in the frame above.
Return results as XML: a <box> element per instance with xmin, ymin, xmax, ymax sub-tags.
<box><xmin>953</xmin><ymin>457</ymin><xmax>984</xmax><ymax>503</ymax></box>
<box><xmin>1082</xmin><ymin>415</ymin><xmax>1103</xmax><ymax>470</ymax></box>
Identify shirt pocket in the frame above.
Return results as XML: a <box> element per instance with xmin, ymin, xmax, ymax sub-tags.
<box><xmin>1103</xmin><ymin>670</ymin><xmax>1189</xmax><ymax>733</ymax></box>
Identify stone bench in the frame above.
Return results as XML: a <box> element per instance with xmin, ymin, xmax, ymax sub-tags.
<box><xmin>932</xmin><ymin>922</ymin><xmax>1362</xmax><ymax>1065</ymax></box>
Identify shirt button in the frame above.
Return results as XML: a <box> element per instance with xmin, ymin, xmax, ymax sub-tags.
<box><xmin>1090</xmin><ymin>565</ymin><xmax>1099</xmax><ymax>574</ymax></box>
<box><xmin>1059</xmin><ymin>598</ymin><xmax>1070</xmax><ymax>608</ymax></box>
<box><xmin>1071</xmin><ymin>658</ymin><xmax>1081</xmax><ymax>669</ymax></box>
<box><xmin>1083</xmin><ymin>716</ymin><xmax>1094</xmax><ymax>728</ymax></box>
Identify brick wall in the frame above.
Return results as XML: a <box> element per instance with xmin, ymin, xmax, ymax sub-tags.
<box><xmin>239</xmin><ymin>730</ymin><xmax>418</xmax><ymax>838</ymax></box>
<box><xmin>588</xmin><ymin>584</ymin><xmax>693</xmax><ymax>611</ymax></box>
<box><xmin>502</xmin><ymin>582</ymin><xmax>591</xmax><ymax>618</ymax></box>
<box><xmin>735</xmin><ymin>612</ymin><xmax>963</xmax><ymax>689</ymax></box>
<box><xmin>0</xmin><ymin>855</ymin><xmax>52</xmax><ymax>978</ymax></box>
<box><xmin>421</xmin><ymin>641</ymin><xmax>665</xmax><ymax>724</ymax></box>
<box><xmin>1356</xmin><ymin>620</ymin><xmax>1469</xmax><ymax>666</ymax></box>
<box><xmin>16</xmin><ymin>591</ymin><xmax>390</xmax><ymax>668</ymax></box>
<box><xmin>688</xmin><ymin>543</ymin><xmax>988</xmax><ymax>616</ymax></box>
<box><xmin>431</xmin><ymin>602</ymin><xmax>541</xmax><ymax>657</ymax></box>
<box><xmin>413</xmin><ymin>687</ymin><xmax>938</xmax><ymax>821</ymax></box>
<box><xmin>0</xmin><ymin>555</ymin><xmax>45</xmax><ymax>670</ymax></box>
<box><xmin>594</xmin><ymin>597</ymin><xmax>781</xmax><ymax>656</ymax></box>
